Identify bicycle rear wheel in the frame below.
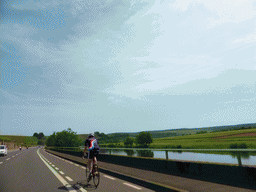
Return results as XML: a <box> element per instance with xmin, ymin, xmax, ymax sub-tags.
<box><xmin>93</xmin><ymin>165</ymin><xmax>100</xmax><ymax>187</ymax></box>
<box><xmin>93</xmin><ymin>171</ymin><xmax>100</xmax><ymax>187</ymax></box>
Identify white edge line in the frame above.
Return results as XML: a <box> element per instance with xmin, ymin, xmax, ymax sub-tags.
<box><xmin>103</xmin><ymin>175</ymin><xmax>116</xmax><ymax>180</ymax></box>
<box><xmin>37</xmin><ymin>149</ymin><xmax>80</xmax><ymax>192</ymax></box>
<box><xmin>123</xmin><ymin>182</ymin><xmax>142</xmax><ymax>190</ymax></box>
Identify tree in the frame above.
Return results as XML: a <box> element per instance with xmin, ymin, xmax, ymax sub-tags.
<box><xmin>124</xmin><ymin>137</ymin><xmax>134</xmax><ymax>147</ymax></box>
<box><xmin>46</xmin><ymin>128</ymin><xmax>83</xmax><ymax>147</ymax></box>
<box><xmin>45</xmin><ymin>132</ymin><xmax>56</xmax><ymax>147</ymax></box>
<box><xmin>33</xmin><ymin>133</ymin><xmax>39</xmax><ymax>138</ymax></box>
<box><xmin>38</xmin><ymin>132</ymin><xmax>45</xmax><ymax>140</ymax></box>
<box><xmin>135</xmin><ymin>132</ymin><xmax>153</xmax><ymax>146</ymax></box>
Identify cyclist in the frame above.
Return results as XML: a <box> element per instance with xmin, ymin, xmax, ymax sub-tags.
<box><xmin>83</xmin><ymin>133</ymin><xmax>100</xmax><ymax>180</ymax></box>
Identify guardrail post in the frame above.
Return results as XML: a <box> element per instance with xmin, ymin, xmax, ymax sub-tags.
<box><xmin>165</xmin><ymin>150</ymin><xmax>168</xmax><ymax>160</ymax></box>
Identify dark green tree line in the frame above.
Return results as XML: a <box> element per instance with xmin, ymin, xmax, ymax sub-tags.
<box><xmin>45</xmin><ymin>128</ymin><xmax>83</xmax><ymax>147</ymax></box>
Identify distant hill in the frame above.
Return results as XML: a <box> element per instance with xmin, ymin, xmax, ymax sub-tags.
<box><xmin>79</xmin><ymin>123</ymin><xmax>256</xmax><ymax>144</ymax></box>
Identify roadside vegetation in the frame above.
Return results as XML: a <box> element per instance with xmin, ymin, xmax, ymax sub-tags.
<box><xmin>151</xmin><ymin>128</ymin><xmax>256</xmax><ymax>149</ymax></box>
<box><xmin>45</xmin><ymin>128</ymin><xmax>83</xmax><ymax>148</ymax></box>
<box><xmin>0</xmin><ymin>134</ymin><xmax>42</xmax><ymax>148</ymax></box>
<box><xmin>98</xmin><ymin>127</ymin><xmax>256</xmax><ymax>149</ymax></box>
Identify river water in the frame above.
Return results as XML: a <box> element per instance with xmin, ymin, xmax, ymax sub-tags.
<box><xmin>99</xmin><ymin>148</ymin><xmax>256</xmax><ymax>166</ymax></box>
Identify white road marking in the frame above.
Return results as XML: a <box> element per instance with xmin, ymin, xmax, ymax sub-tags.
<box><xmin>0</xmin><ymin>162</ymin><xmax>3</xmax><ymax>164</ymax></box>
<box><xmin>69</xmin><ymin>162</ymin><xmax>74</xmax><ymax>164</ymax></box>
<box><xmin>65</xmin><ymin>176</ymin><xmax>73</xmax><ymax>181</ymax></box>
<box><xmin>52</xmin><ymin>165</ymin><xmax>55</xmax><ymax>167</ymax></box>
<box><xmin>81</xmin><ymin>167</ymin><xmax>86</xmax><ymax>169</ymax></box>
<box><xmin>74</xmin><ymin>164</ymin><xmax>79</xmax><ymax>166</ymax></box>
<box><xmin>59</xmin><ymin>171</ymin><xmax>65</xmax><ymax>175</ymax></box>
<box><xmin>6</xmin><ymin>158</ymin><xmax>10</xmax><ymax>161</ymax></box>
<box><xmin>103</xmin><ymin>175</ymin><xmax>116</xmax><ymax>180</ymax></box>
<box><xmin>55</xmin><ymin>167</ymin><xmax>59</xmax><ymax>170</ymax></box>
<box><xmin>37</xmin><ymin>149</ymin><xmax>81</xmax><ymax>192</ymax></box>
<box><xmin>12</xmin><ymin>156</ymin><xmax>15</xmax><ymax>158</ymax></box>
<box><xmin>123</xmin><ymin>183</ymin><xmax>142</xmax><ymax>190</ymax></box>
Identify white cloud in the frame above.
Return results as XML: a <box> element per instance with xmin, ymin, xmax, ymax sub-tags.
<box><xmin>170</xmin><ymin>0</ymin><xmax>255</xmax><ymax>27</ymax></box>
<box><xmin>170</xmin><ymin>0</ymin><xmax>192</xmax><ymax>12</ymax></box>
<box><xmin>232</xmin><ymin>34</ymin><xmax>256</xmax><ymax>44</ymax></box>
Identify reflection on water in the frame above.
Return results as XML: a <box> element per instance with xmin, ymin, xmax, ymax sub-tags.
<box><xmin>137</xmin><ymin>150</ymin><xmax>154</xmax><ymax>158</ymax></box>
<box><xmin>229</xmin><ymin>151</ymin><xmax>250</xmax><ymax>166</ymax></box>
<box><xmin>100</xmin><ymin>149</ymin><xmax>256</xmax><ymax>166</ymax></box>
<box><xmin>124</xmin><ymin>150</ymin><xmax>135</xmax><ymax>156</ymax></box>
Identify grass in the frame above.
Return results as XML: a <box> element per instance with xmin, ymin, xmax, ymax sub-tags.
<box><xmin>0</xmin><ymin>135</ymin><xmax>38</xmax><ymax>147</ymax></box>
<box><xmin>151</xmin><ymin>128</ymin><xmax>256</xmax><ymax>149</ymax></box>
<box><xmin>100</xmin><ymin>128</ymin><xmax>256</xmax><ymax>149</ymax></box>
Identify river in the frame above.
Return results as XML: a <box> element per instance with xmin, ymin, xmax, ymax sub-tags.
<box><xmin>99</xmin><ymin>148</ymin><xmax>256</xmax><ymax>166</ymax></box>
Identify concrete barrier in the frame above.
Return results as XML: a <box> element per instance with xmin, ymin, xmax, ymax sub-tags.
<box><xmin>46</xmin><ymin>148</ymin><xmax>256</xmax><ymax>190</ymax></box>
<box><xmin>97</xmin><ymin>154</ymin><xmax>256</xmax><ymax>190</ymax></box>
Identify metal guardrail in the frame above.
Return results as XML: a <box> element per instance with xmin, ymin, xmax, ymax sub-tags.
<box><xmin>75</xmin><ymin>146</ymin><xmax>256</xmax><ymax>151</ymax></box>
<box><xmin>48</xmin><ymin>146</ymin><xmax>256</xmax><ymax>166</ymax></box>
<box><xmin>48</xmin><ymin>146</ymin><xmax>256</xmax><ymax>151</ymax></box>
<box><xmin>98</xmin><ymin>148</ymin><xmax>256</xmax><ymax>151</ymax></box>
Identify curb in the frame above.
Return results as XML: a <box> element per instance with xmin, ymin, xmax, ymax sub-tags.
<box><xmin>44</xmin><ymin>149</ymin><xmax>189</xmax><ymax>192</ymax></box>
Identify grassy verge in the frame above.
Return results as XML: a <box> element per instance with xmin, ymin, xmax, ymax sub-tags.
<box><xmin>0</xmin><ymin>135</ymin><xmax>38</xmax><ymax>147</ymax></box>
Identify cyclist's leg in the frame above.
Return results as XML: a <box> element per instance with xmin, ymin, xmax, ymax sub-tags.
<box><xmin>93</xmin><ymin>150</ymin><xmax>98</xmax><ymax>172</ymax></box>
<box><xmin>88</xmin><ymin>151</ymin><xmax>93</xmax><ymax>173</ymax></box>
<box><xmin>93</xmin><ymin>156</ymin><xmax>97</xmax><ymax>165</ymax></box>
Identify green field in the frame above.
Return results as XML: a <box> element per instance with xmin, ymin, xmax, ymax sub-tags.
<box><xmin>100</xmin><ymin>128</ymin><xmax>256</xmax><ymax>149</ymax></box>
<box><xmin>151</xmin><ymin>128</ymin><xmax>256</xmax><ymax>149</ymax></box>
<box><xmin>0</xmin><ymin>135</ymin><xmax>38</xmax><ymax>147</ymax></box>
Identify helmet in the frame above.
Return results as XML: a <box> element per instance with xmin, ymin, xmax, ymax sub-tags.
<box><xmin>88</xmin><ymin>133</ymin><xmax>94</xmax><ymax>138</ymax></box>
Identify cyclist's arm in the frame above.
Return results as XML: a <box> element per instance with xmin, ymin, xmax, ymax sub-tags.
<box><xmin>84</xmin><ymin>146</ymin><xmax>88</xmax><ymax>154</ymax></box>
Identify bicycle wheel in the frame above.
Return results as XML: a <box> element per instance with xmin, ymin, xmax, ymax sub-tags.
<box><xmin>93</xmin><ymin>166</ymin><xmax>100</xmax><ymax>187</ymax></box>
<box><xmin>85</xmin><ymin>165</ymin><xmax>89</xmax><ymax>182</ymax></box>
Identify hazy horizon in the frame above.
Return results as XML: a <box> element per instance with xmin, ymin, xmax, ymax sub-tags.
<box><xmin>1</xmin><ymin>0</ymin><xmax>255</xmax><ymax>136</ymax></box>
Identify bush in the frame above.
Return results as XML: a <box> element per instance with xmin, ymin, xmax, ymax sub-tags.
<box><xmin>239</xmin><ymin>143</ymin><xmax>247</xmax><ymax>149</ymax></box>
<box><xmin>229</xmin><ymin>143</ymin><xmax>248</xmax><ymax>149</ymax></box>
<box><xmin>124</xmin><ymin>137</ymin><xmax>134</xmax><ymax>147</ymax></box>
<box><xmin>107</xmin><ymin>143</ymin><xmax>116</xmax><ymax>147</ymax></box>
<box><xmin>229</xmin><ymin>143</ymin><xmax>238</xmax><ymax>148</ymax></box>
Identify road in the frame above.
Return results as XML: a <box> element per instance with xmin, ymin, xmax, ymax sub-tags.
<box><xmin>0</xmin><ymin>147</ymin><xmax>155</xmax><ymax>192</ymax></box>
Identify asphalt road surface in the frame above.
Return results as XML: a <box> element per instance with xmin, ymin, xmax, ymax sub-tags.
<box><xmin>0</xmin><ymin>147</ymin><xmax>155</xmax><ymax>192</ymax></box>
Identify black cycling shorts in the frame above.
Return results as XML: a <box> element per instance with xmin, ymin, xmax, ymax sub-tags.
<box><xmin>88</xmin><ymin>150</ymin><xmax>99</xmax><ymax>159</ymax></box>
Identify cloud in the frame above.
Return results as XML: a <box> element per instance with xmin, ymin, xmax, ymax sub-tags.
<box><xmin>232</xmin><ymin>34</ymin><xmax>256</xmax><ymax>44</ymax></box>
<box><xmin>170</xmin><ymin>0</ymin><xmax>255</xmax><ymax>28</ymax></box>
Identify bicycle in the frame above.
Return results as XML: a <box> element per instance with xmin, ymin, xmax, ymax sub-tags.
<box><xmin>83</xmin><ymin>151</ymin><xmax>100</xmax><ymax>188</ymax></box>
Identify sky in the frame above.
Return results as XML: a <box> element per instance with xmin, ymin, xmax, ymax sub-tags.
<box><xmin>0</xmin><ymin>0</ymin><xmax>256</xmax><ymax>136</ymax></box>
